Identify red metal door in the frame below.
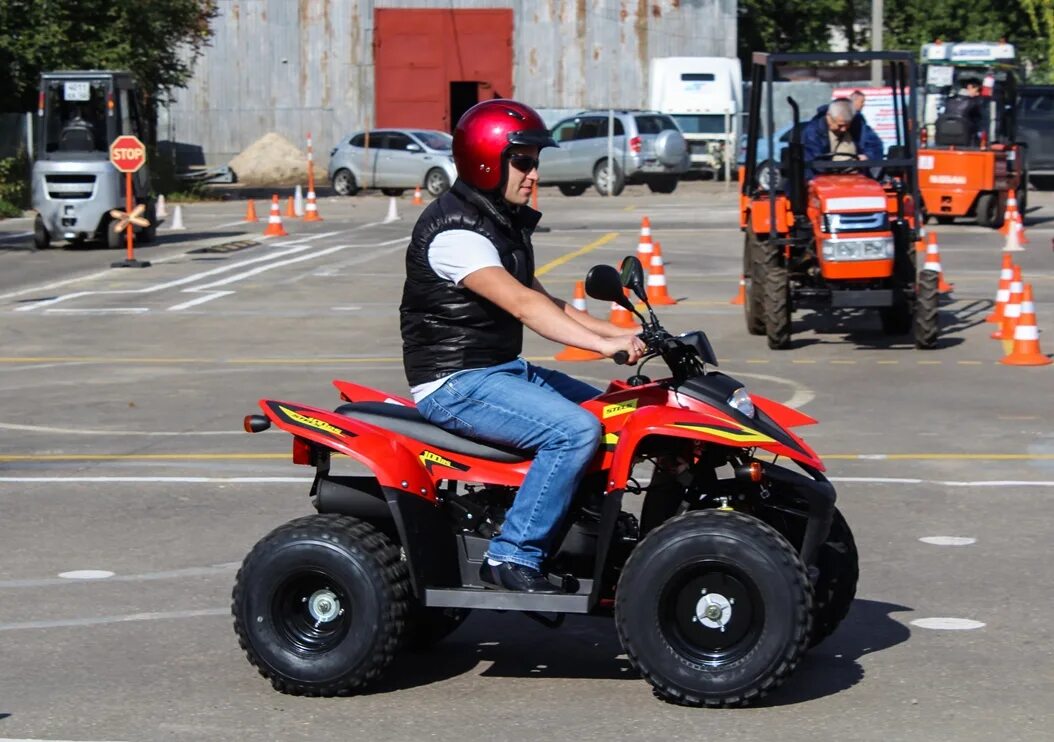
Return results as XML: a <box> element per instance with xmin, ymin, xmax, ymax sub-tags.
<box><xmin>374</xmin><ymin>9</ymin><xmax>513</xmax><ymax>131</ymax></box>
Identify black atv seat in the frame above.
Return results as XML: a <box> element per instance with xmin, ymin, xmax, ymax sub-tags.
<box><xmin>334</xmin><ymin>402</ymin><xmax>530</xmax><ymax>463</ymax></box>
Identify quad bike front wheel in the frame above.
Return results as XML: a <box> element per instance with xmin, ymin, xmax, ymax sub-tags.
<box><xmin>615</xmin><ymin>510</ymin><xmax>813</xmax><ymax>707</ymax></box>
<box><xmin>809</xmin><ymin>507</ymin><xmax>858</xmax><ymax>647</ymax></box>
<box><xmin>914</xmin><ymin>270</ymin><xmax>940</xmax><ymax>350</ymax></box>
<box><xmin>232</xmin><ymin>514</ymin><xmax>410</xmax><ymax>696</ymax></box>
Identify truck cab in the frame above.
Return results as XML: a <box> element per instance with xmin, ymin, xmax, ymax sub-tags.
<box><xmin>32</xmin><ymin>71</ymin><xmax>154</xmax><ymax>249</ymax></box>
<box><xmin>648</xmin><ymin>57</ymin><xmax>742</xmax><ymax>180</ymax></box>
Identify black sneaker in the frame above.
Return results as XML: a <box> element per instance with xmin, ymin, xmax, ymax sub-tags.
<box><xmin>478</xmin><ymin>560</ymin><xmax>562</xmax><ymax>594</ymax></box>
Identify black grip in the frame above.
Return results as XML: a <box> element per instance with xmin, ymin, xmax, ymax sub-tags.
<box><xmin>613</xmin><ymin>351</ymin><xmax>629</xmax><ymax>365</ymax></box>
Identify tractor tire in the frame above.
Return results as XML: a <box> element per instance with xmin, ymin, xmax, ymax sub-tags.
<box><xmin>762</xmin><ymin>245</ymin><xmax>791</xmax><ymax>349</ymax></box>
<box><xmin>558</xmin><ymin>184</ymin><xmax>588</xmax><ymax>197</ymax></box>
<box><xmin>232</xmin><ymin>514</ymin><xmax>410</xmax><ymax>696</ymax></box>
<box><xmin>808</xmin><ymin>507</ymin><xmax>858</xmax><ymax>647</ymax></box>
<box><xmin>743</xmin><ymin>229</ymin><xmax>765</xmax><ymax>335</ymax></box>
<box><xmin>914</xmin><ymin>270</ymin><xmax>940</xmax><ymax>350</ymax></box>
<box><xmin>975</xmin><ymin>191</ymin><xmax>1004</xmax><ymax>229</ymax></box>
<box><xmin>881</xmin><ymin>225</ymin><xmax>916</xmax><ymax>335</ymax></box>
<box><xmin>593</xmin><ymin>159</ymin><xmax>625</xmax><ymax>197</ymax></box>
<box><xmin>615</xmin><ymin>510</ymin><xmax>812</xmax><ymax>708</ymax></box>
<box><xmin>402</xmin><ymin>604</ymin><xmax>470</xmax><ymax>651</ymax></box>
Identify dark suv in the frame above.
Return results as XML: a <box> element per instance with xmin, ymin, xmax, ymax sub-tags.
<box><xmin>539</xmin><ymin>110</ymin><xmax>689</xmax><ymax>196</ymax></box>
<box><xmin>1017</xmin><ymin>86</ymin><xmax>1054</xmax><ymax>181</ymax></box>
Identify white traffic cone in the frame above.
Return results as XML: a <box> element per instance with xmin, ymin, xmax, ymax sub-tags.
<box><xmin>294</xmin><ymin>185</ymin><xmax>305</xmax><ymax>217</ymax></box>
<box><xmin>383</xmin><ymin>196</ymin><xmax>400</xmax><ymax>223</ymax></box>
<box><xmin>166</xmin><ymin>204</ymin><xmax>186</xmax><ymax>231</ymax></box>
<box><xmin>156</xmin><ymin>194</ymin><xmax>168</xmax><ymax>219</ymax></box>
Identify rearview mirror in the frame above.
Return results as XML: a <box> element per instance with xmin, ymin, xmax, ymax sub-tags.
<box><xmin>585</xmin><ymin>264</ymin><xmax>632</xmax><ymax>309</ymax></box>
<box><xmin>406</xmin><ymin>143</ymin><xmax>422</xmax><ymax>152</ymax></box>
<box><xmin>619</xmin><ymin>255</ymin><xmax>646</xmax><ymax>302</ymax></box>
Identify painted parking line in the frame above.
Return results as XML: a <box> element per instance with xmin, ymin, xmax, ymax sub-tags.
<box><xmin>535</xmin><ymin>232</ymin><xmax>618</xmax><ymax>276</ymax></box>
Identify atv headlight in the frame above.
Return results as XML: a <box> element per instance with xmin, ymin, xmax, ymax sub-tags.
<box><xmin>728</xmin><ymin>388</ymin><xmax>755</xmax><ymax>418</ymax></box>
<box><xmin>821</xmin><ymin>236</ymin><xmax>895</xmax><ymax>261</ymax></box>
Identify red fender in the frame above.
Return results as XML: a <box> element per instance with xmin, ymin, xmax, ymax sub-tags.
<box><xmin>751</xmin><ymin>394</ymin><xmax>817</xmax><ymax>428</ymax></box>
<box><xmin>260</xmin><ymin>400</ymin><xmax>435</xmax><ymax>500</ymax></box>
<box><xmin>606</xmin><ymin>404</ymin><xmax>824</xmax><ymax>490</ymax></box>
<box><xmin>332</xmin><ymin>379</ymin><xmax>414</xmax><ymax>407</ymax></box>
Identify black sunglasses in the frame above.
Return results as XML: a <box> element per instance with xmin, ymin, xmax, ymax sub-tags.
<box><xmin>509</xmin><ymin>154</ymin><xmax>540</xmax><ymax>173</ymax></box>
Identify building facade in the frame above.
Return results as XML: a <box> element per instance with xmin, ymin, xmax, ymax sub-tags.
<box><xmin>160</xmin><ymin>0</ymin><xmax>737</xmax><ymax>168</ymax></box>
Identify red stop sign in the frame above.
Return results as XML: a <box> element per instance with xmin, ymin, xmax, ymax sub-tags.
<box><xmin>110</xmin><ymin>135</ymin><xmax>147</xmax><ymax>173</ymax></box>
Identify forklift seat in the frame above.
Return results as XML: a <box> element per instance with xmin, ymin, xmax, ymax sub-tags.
<box><xmin>934</xmin><ymin>114</ymin><xmax>974</xmax><ymax>146</ymax></box>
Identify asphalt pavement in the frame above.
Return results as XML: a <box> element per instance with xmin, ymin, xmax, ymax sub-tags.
<box><xmin>0</xmin><ymin>180</ymin><xmax>1052</xmax><ymax>741</ymax></box>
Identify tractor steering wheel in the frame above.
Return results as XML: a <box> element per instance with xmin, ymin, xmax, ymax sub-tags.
<box><xmin>811</xmin><ymin>152</ymin><xmax>870</xmax><ymax>175</ymax></box>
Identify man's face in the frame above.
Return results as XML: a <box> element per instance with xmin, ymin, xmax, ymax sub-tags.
<box><xmin>965</xmin><ymin>83</ymin><xmax>981</xmax><ymax>97</ymax></box>
<box><xmin>826</xmin><ymin>114</ymin><xmax>851</xmax><ymax>136</ymax></box>
<box><xmin>503</xmin><ymin>145</ymin><xmax>540</xmax><ymax>206</ymax></box>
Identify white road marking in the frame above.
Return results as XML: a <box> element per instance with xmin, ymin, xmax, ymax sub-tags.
<box><xmin>0</xmin><ymin>607</ymin><xmax>227</xmax><ymax>632</ymax></box>
<box><xmin>919</xmin><ymin>536</ymin><xmax>977</xmax><ymax>546</ymax></box>
<box><xmin>0</xmin><ymin>477</ymin><xmax>310</xmax><ymax>484</ymax></box>
<box><xmin>0</xmin><ymin>422</ymin><xmax>241</xmax><ymax>436</ymax></box>
<box><xmin>44</xmin><ymin>307</ymin><xmax>149</xmax><ymax>315</ymax></box>
<box><xmin>0</xmin><ymin>563</ymin><xmax>237</xmax><ymax>590</ymax></box>
<box><xmin>910</xmin><ymin>617</ymin><xmax>986</xmax><ymax>630</ymax></box>
<box><xmin>734</xmin><ymin>371</ymin><xmax>816</xmax><ymax>409</ymax></box>
<box><xmin>0</xmin><ymin>739</ymin><xmax>127</xmax><ymax>742</ymax></box>
<box><xmin>166</xmin><ymin>290</ymin><xmax>233</xmax><ymax>311</ymax></box>
<box><xmin>58</xmin><ymin>570</ymin><xmax>114</xmax><ymax>580</ymax></box>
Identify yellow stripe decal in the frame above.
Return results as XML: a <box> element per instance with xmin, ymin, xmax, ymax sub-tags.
<box><xmin>670</xmin><ymin>422</ymin><xmax>776</xmax><ymax>445</ymax></box>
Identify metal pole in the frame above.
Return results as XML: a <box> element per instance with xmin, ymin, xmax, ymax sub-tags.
<box><xmin>125</xmin><ymin>171</ymin><xmax>134</xmax><ymax>262</ymax></box>
<box><xmin>607</xmin><ymin>108</ymin><xmax>615</xmax><ymax>196</ymax></box>
<box><xmin>25</xmin><ymin>112</ymin><xmax>33</xmax><ymax>159</ymax></box>
<box><xmin>871</xmin><ymin>0</ymin><xmax>884</xmax><ymax>86</ymax></box>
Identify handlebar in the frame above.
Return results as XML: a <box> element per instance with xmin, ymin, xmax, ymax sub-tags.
<box><xmin>613</xmin><ymin>350</ymin><xmax>629</xmax><ymax>365</ymax></box>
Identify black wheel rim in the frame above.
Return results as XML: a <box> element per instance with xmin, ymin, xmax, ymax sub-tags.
<box><xmin>659</xmin><ymin>560</ymin><xmax>764</xmax><ymax>667</ymax></box>
<box><xmin>272</xmin><ymin>569</ymin><xmax>352</xmax><ymax>654</ymax></box>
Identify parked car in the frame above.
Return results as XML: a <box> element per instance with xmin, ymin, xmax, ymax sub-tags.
<box><xmin>736</xmin><ymin>121</ymin><xmax>801</xmax><ymax>166</ymax></box>
<box><xmin>327</xmin><ymin>129</ymin><xmax>457</xmax><ymax>197</ymax></box>
<box><xmin>539</xmin><ymin>110</ymin><xmax>689</xmax><ymax>196</ymax></box>
<box><xmin>1016</xmin><ymin>85</ymin><xmax>1054</xmax><ymax>182</ymax></box>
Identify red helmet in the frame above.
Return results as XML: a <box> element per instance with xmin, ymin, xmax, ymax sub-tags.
<box><xmin>453</xmin><ymin>99</ymin><xmax>556</xmax><ymax>192</ymax></box>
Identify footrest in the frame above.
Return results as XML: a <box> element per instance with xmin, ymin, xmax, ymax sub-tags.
<box><xmin>424</xmin><ymin>588</ymin><xmax>592</xmax><ymax>613</ymax></box>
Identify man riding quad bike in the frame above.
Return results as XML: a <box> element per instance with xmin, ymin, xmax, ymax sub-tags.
<box><xmin>232</xmin><ymin>257</ymin><xmax>858</xmax><ymax>707</ymax></box>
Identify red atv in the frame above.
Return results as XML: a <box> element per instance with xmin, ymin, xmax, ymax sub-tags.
<box><xmin>232</xmin><ymin>256</ymin><xmax>858</xmax><ymax>707</ymax></box>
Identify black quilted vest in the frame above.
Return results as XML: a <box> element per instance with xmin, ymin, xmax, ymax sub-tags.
<box><xmin>400</xmin><ymin>180</ymin><xmax>541</xmax><ymax>388</ymax></box>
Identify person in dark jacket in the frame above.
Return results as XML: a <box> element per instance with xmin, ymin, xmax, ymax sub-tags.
<box><xmin>940</xmin><ymin>78</ymin><xmax>985</xmax><ymax>143</ymax></box>
<box><xmin>802</xmin><ymin>98</ymin><xmax>884</xmax><ymax>178</ymax></box>
<box><xmin>399</xmin><ymin>99</ymin><xmax>644</xmax><ymax>594</ymax></box>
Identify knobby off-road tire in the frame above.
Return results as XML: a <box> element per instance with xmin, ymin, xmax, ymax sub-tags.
<box><xmin>743</xmin><ymin>228</ymin><xmax>766</xmax><ymax>335</ymax></box>
<box><xmin>914</xmin><ymin>269</ymin><xmax>940</xmax><ymax>350</ymax></box>
<box><xmin>808</xmin><ymin>507</ymin><xmax>859</xmax><ymax>647</ymax></box>
<box><xmin>232</xmin><ymin>514</ymin><xmax>410</xmax><ymax>696</ymax></box>
<box><xmin>615</xmin><ymin>510</ymin><xmax>813</xmax><ymax>708</ymax></box>
<box><xmin>762</xmin><ymin>244</ymin><xmax>791</xmax><ymax>349</ymax></box>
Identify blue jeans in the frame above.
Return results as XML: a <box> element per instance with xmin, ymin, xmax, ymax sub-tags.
<box><xmin>416</xmin><ymin>358</ymin><xmax>602</xmax><ymax>571</ymax></box>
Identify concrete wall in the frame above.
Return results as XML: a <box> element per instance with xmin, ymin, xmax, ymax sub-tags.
<box><xmin>159</xmin><ymin>0</ymin><xmax>737</xmax><ymax>170</ymax></box>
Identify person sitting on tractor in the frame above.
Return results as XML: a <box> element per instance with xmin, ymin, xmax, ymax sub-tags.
<box><xmin>802</xmin><ymin>98</ymin><xmax>883</xmax><ymax>178</ymax></box>
<box><xmin>399</xmin><ymin>99</ymin><xmax>645</xmax><ymax>594</ymax></box>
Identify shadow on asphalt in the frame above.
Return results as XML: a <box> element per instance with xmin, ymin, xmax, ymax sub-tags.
<box><xmin>366</xmin><ymin>598</ymin><xmax>911</xmax><ymax>703</ymax></box>
<box><xmin>783</xmin><ymin>301</ymin><xmax>978</xmax><ymax>351</ymax></box>
<box><xmin>761</xmin><ymin>598</ymin><xmax>913</xmax><ymax>706</ymax></box>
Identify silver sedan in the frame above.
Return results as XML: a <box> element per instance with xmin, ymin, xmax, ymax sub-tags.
<box><xmin>327</xmin><ymin>129</ymin><xmax>458</xmax><ymax>198</ymax></box>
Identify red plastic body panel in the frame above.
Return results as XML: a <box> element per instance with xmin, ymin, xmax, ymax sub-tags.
<box><xmin>333</xmin><ymin>379</ymin><xmax>413</xmax><ymax>406</ymax></box>
<box><xmin>751</xmin><ymin>394</ymin><xmax>818</xmax><ymax>428</ymax></box>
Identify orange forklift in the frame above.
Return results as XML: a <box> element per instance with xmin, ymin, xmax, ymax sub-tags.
<box><xmin>917</xmin><ymin>41</ymin><xmax>1026</xmax><ymax>228</ymax></box>
<box><xmin>740</xmin><ymin>51</ymin><xmax>938</xmax><ymax>350</ymax></box>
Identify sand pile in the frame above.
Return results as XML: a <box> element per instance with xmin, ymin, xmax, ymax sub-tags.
<box><xmin>229</xmin><ymin>132</ymin><xmax>309</xmax><ymax>186</ymax></box>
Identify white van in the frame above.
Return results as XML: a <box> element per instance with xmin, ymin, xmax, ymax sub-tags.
<box><xmin>648</xmin><ymin>57</ymin><xmax>742</xmax><ymax>179</ymax></box>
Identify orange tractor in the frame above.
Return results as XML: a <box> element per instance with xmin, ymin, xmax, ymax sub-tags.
<box><xmin>917</xmin><ymin>41</ymin><xmax>1027</xmax><ymax>227</ymax></box>
<box><xmin>739</xmin><ymin>51</ymin><xmax>939</xmax><ymax>350</ymax></box>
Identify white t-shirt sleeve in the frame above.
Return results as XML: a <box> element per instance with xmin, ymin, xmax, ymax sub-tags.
<box><xmin>428</xmin><ymin>229</ymin><xmax>503</xmax><ymax>286</ymax></box>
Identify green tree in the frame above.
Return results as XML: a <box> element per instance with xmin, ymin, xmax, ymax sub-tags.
<box><xmin>0</xmin><ymin>0</ymin><xmax>218</xmax><ymax>140</ymax></box>
<box><xmin>738</xmin><ymin>0</ymin><xmax>851</xmax><ymax>71</ymax></box>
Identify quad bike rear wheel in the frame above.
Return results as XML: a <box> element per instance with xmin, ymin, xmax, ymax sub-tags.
<box><xmin>914</xmin><ymin>270</ymin><xmax>940</xmax><ymax>350</ymax></box>
<box><xmin>762</xmin><ymin>244</ymin><xmax>791</xmax><ymax>349</ymax></box>
<box><xmin>615</xmin><ymin>510</ymin><xmax>813</xmax><ymax>707</ymax></box>
<box><xmin>743</xmin><ymin>229</ymin><xmax>765</xmax><ymax>336</ymax></box>
<box><xmin>232</xmin><ymin>514</ymin><xmax>410</xmax><ymax>696</ymax></box>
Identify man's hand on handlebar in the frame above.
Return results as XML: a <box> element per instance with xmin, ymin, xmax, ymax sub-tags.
<box><xmin>600</xmin><ymin>335</ymin><xmax>646</xmax><ymax>365</ymax></box>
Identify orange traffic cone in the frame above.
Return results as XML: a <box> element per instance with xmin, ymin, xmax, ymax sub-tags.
<box><xmin>1001</xmin><ymin>284</ymin><xmax>1052</xmax><ymax>365</ymax></box>
<box><xmin>413</xmin><ymin>185</ymin><xmax>424</xmax><ymax>206</ymax></box>
<box><xmin>992</xmin><ymin>265</ymin><xmax>1023</xmax><ymax>340</ymax></box>
<box><xmin>1012</xmin><ymin>207</ymin><xmax>1028</xmax><ymax>245</ymax></box>
<box><xmin>637</xmin><ymin>216</ymin><xmax>653</xmax><ymax>261</ymax></box>
<box><xmin>608</xmin><ymin>288</ymin><xmax>637</xmax><ymax>329</ymax></box>
<box><xmin>923</xmin><ymin>233</ymin><xmax>954</xmax><ymax>294</ymax></box>
<box><xmin>729</xmin><ymin>275</ymin><xmax>746</xmax><ymax>305</ymax></box>
<box><xmin>556</xmin><ymin>281</ymin><xmax>604</xmax><ymax>361</ymax></box>
<box><xmin>263</xmin><ymin>194</ymin><xmax>288</xmax><ymax>237</ymax></box>
<box><xmin>243</xmin><ymin>199</ymin><xmax>258</xmax><ymax>223</ymax></box>
<box><xmin>303</xmin><ymin>188</ymin><xmax>322</xmax><ymax>222</ymax></box>
<box><xmin>285</xmin><ymin>195</ymin><xmax>297</xmax><ymax>218</ymax></box>
<box><xmin>999</xmin><ymin>190</ymin><xmax>1018</xmax><ymax>237</ymax></box>
<box><xmin>985</xmin><ymin>253</ymin><xmax>1014</xmax><ymax>323</ymax></box>
<box><xmin>646</xmin><ymin>242</ymin><xmax>677</xmax><ymax>305</ymax></box>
